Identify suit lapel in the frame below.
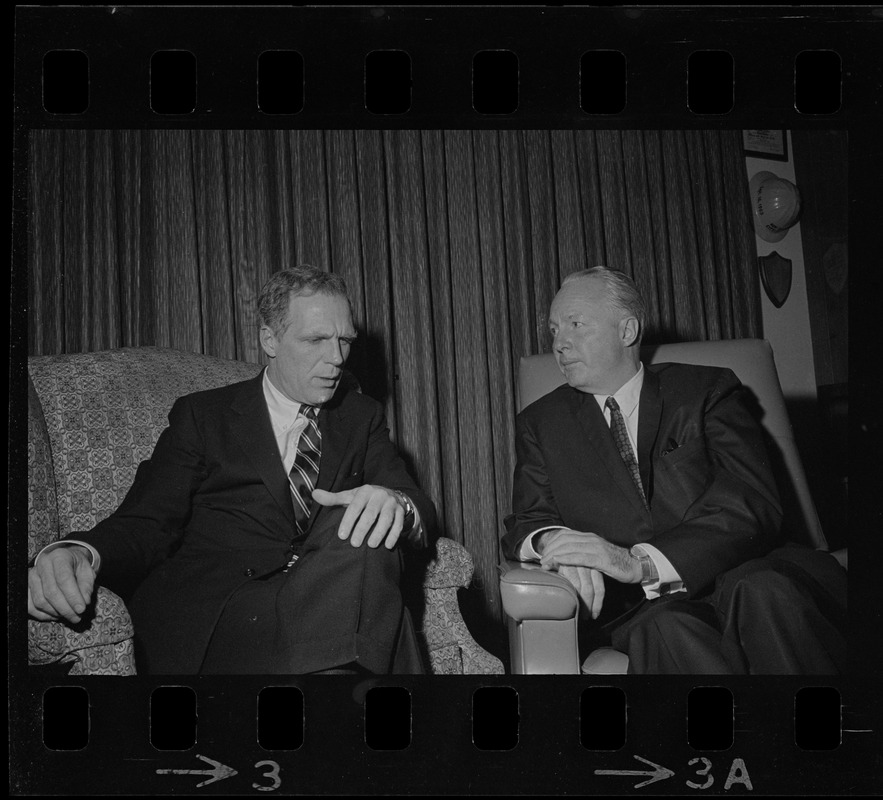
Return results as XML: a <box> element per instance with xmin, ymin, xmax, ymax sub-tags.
<box><xmin>571</xmin><ymin>389</ymin><xmax>649</xmax><ymax>518</ymax></box>
<box><xmin>229</xmin><ymin>371</ymin><xmax>297</xmax><ymax>530</ymax></box>
<box><xmin>637</xmin><ymin>366</ymin><xmax>663</xmax><ymax>502</ymax></box>
<box><xmin>309</xmin><ymin>401</ymin><xmax>351</xmax><ymax>527</ymax></box>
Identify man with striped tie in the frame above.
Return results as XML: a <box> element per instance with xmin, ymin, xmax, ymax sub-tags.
<box><xmin>28</xmin><ymin>267</ymin><xmax>437</xmax><ymax>675</ymax></box>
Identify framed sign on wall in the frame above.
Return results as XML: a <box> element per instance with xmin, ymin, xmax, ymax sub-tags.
<box><xmin>743</xmin><ymin>129</ymin><xmax>789</xmax><ymax>161</ymax></box>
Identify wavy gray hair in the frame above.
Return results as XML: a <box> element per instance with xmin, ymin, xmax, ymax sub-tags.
<box><xmin>258</xmin><ymin>266</ymin><xmax>351</xmax><ymax>336</ymax></box>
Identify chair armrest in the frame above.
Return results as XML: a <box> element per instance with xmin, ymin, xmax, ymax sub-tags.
<box><xmin>499</xmin><ymin>562</ymin><xmax>579</xmax><ymax>622</ymax></box>
<box><xmin>421</xmin><ymin>538</ymin><xmax>505</xmax><ymax>674</ymax></box>
<box><xmin>28</xmin><ymin>586</ymin><xmax>136</xmax><ymax>675</ymax></box>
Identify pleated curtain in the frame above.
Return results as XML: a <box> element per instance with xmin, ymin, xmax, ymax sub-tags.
<box><xmin>28</xmin><ymin>128</ymin><xmax>761</xmax><ymax>651</ymax></box>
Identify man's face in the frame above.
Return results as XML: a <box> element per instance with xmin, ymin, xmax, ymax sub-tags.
<box><xmin>548</xmin><ymin>276</ymin><xmax>638</xmax><ymax>396</ymax></box>
<box><xmin>260</xmin><ymin>292</ymin><xmax>357</xmax><ymax>406</ymax></box>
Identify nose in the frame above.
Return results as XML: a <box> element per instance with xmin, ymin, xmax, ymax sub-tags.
<box><xmin>327</xmin><ymin>338</ymin><xmax>345</xmax><ymax>366</ymax></box>
<box><xmin>553</xmin><ymin>329</ymin><xmax>569</xmax><ymax>353</ymax></box>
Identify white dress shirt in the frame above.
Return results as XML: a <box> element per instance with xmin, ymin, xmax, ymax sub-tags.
<box><xmin>518</xmin><ymin>364</ymin><xmax>685</xmax><ymax>599</ymax></box>
<box><xmin>263</xmin><ymin>368</ymin><xmax>314</xmax><ymax>472</ymax></box>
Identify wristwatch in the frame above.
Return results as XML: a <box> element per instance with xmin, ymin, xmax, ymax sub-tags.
<box><xmin>630</xmin><ymin>547</ymin><xmax>659</xmax><ymax>585</ymax></box>
<box><xmin>391</xmin><ymin>489</ymin><xmax>416</xmax><ymax>529</ymax></box>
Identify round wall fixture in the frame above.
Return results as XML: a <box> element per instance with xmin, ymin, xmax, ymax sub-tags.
<box><xmin>749</xmin><ymin>171</ymin><xmax>801</xmax><ymax>243</ymax></box>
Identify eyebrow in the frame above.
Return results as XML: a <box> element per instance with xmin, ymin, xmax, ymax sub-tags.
<box><xmin>549</xmin><ymin>312</ymin><xmax>584</xmax><ymax>325</ymax></box>
<box><xmin>304</xmin><ymin>330</ymin><xmax>358</xmax><ymax>339</ymax></box>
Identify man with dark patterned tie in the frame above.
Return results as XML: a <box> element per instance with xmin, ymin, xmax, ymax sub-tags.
<box><xmin>502</xmin><ymin>267</ymin><xmax>847</xmax><ymax>674</ymax></box>
<box><xmin>27</xmin><ymin>267</ymin><xmax>437</xmax><ymax>674</ymax></box>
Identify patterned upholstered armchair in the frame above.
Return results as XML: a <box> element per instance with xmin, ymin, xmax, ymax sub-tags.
<box><xmin>27</xmin><ymin>347</ymin><xmax>503</xmax><ymax>676</ymax></box>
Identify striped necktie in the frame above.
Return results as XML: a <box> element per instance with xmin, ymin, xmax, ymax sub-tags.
<box><xmin>605</xmin><ymin>396</ymin><xmax>648</xmax><ymax>510</ymax></box>
<box><xmin>288</xmin><ymin>406</ymin><xmax>321</xmax><ymax>534</ymax></box>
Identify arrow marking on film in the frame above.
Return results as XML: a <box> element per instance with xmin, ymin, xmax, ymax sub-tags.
<box><xmin>595</xmin><ymin>755</ymin><xmax>675</xmax><ymax>789</ymax></box>
<box><xmin>156</xmin><ymin>753</ymin><xmax>238</xmax><ymax>787</ymax></box>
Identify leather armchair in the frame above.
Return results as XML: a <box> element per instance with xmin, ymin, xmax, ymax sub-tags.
<box><xmin>27</xmin><ymin>346</ymin><xmax>503</xmax><ymax>675</ymax></box>
<box><xmin>500</xmin><ymin>339</ymin><xmax>846</xmax><ymax>675</ymax></box>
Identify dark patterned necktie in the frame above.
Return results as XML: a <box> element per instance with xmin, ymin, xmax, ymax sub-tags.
<box><xmin>288</xmin><ymin>406</ymin><xmax>321</xmax><ymax>534</ymax></box>
<box><xmin>605</xmin><ymin>396</ymin><xmax>648</xmax><ymax>509</ymax></box>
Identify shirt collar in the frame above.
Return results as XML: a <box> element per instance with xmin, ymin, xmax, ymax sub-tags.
<box><xmin>262</xmin><ymin>369</ymin><xmax>303</xmax><ymax>430</ymax></box>
<box><xmin>593</xmin><ymin>363</ymin><xmax>645</xmax><ymax>417</ymax></box>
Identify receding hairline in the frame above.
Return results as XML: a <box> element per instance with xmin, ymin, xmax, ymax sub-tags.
<box><xmin>264</xmin><ymin>288</ymin><xmax>354</xmax><ymax>335</ymax></box>
<box><xmin>553</xmin><ymin>272</ymin><xmax>616</xmax><ymax>307</ymax></box>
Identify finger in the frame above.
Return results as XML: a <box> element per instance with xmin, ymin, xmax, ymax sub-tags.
<box><xmin>27</xmin><ymin>580</ymin><xmax>56</xmax><ymax>621</ymax></box>
<box><xmin>383</xmin><ymin>512</ymin><xmax>404</xmax><ymax>550</ymax></box>
<box><xmin>54</xmin><ymin>556</ymin><xmax>90</xmax><ymax>616</ymax></box>
<box><xmin>366</xmin><ymin>502</ymin><xmax>398</xmax><ymax>549</ymax></box>
<box><xmin>545</xmin><ymin>531</ymin><xmax>600</xmax><ymax>549</ymax></box>
<box><xmin>313</xmin><ymin>488</ymin><xmax>354</xmax><ymax>507</ymax></box>
<box><xmin>590</xmin><ymin>569</ymin><xmax>605</xmax><ymax>619</ymax></box>
<box><xmin>38</xmin><ymin>562</ymin><xmax>81</xmax><ymax>622</ymax></box>
<box><xmin>575</xmin><ymin>569</ymin><xmax>596</xmax><ymax>619</ymax></box>
<box><xmin>74</xmin><ymin>558</ymin><xmax>96</xmax><ymax>606</ymax></box>
<box><xmin>336</xmin><ymin>490</ymin><xmax>369</xmax><ymax>540</ymax></box>
<box><xmin>560</xmin><ymin>566</ymin><xmax>594</xmax><ymax>618</ymax></box>
<box><xmin>541</xmin><ymin>538</ymin><xmax>602</xmax><ymax>558</ymax></box>
<box><xmin>540</xmin><ymin>556</ymin><xmax>558</xmax><ymax>571</ymax></box>
<box><xmin>540</xmin><ymin>545</ymin><xmax>600</xmax><ymax>569</ymax></box>
<box><xmin>348</xmin><ymin>492</ymin><xmax>383</xmax><ymax>547</ymax></box>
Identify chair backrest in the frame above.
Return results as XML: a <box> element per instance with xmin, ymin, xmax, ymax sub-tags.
<box><xmin>28</xmin><ymin>347</ymin><xmax>262</xmax><ymax>539</ymax></box>
<box><xmin>517</xmin><ymin>339</ymin><xmax>826</xmax><ymax>550</ymax></box>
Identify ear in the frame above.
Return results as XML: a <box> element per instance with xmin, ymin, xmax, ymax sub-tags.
<box><xmin>259</xmin><ymin>325</ymin><xmax>277</xmax><ymax>359</ymax></box>
<box><xmin>620</xmin><ymin>316</ymin><xmax>640</xmax><ymax>348</ymax></box>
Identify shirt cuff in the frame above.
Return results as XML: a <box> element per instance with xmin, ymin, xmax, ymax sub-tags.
<box><xmin>518</xmin><ymin>526</ymin><xmax>567</xmax><ymax>561</ymax></box>
<box><xmin>33</xmin><ymin>540</ymin><xmax>102</xmax><ymax>574</ymax></box>
<box><xmin>631</xmin><ymin>543</ymin><xmax>684</xmax><ymax>599</ymax></box>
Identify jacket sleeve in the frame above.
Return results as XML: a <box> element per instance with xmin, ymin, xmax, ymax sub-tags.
<box><xmin>360</xmin><ymin>400</ymin><xmax>438</xmax><ymax>549</ymax></box>
<box><xmin>501</xmin><ymin>411</ymin><xmax>567</xmax><ymax>560</ymax></box>
<box><xmin>68</xmin><ymin>396</ymin><xmax>207</xmax><ymax>593</ymax></box>
<box><xmin>644</xmin><ymin>370</ymin><xmax>784</xmax><ymax>597</ymax></box>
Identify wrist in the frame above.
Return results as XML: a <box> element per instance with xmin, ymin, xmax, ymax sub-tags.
<box><xmin>33</xmin><ymin>541</ymin><xmax>96</xmax><ymax>569</ymax></box>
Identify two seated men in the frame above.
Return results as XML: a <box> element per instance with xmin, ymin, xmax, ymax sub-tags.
<box><xmin>28</xmin><ymin>265</ymin><xmax>846</xmax><ymax>675</ymax></box>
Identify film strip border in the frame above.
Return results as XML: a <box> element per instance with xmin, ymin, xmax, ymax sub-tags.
<box><xmin>11</xmin><ymin>6</ymin><xmax>883</xmax><ymax>796</ymax></box>
<box><xmin>31</xmin><ymin>45</ymin><xmax>847</xmax><ymax>119</ymax></box>
<box><xmin>13</xmin><ymin>677</ymin><xmax>883</xmax><ymax>794</ymax></box>
<box><xmin>13</xmin><ymin>6</ymin><xmax>883</xmax><ymax>127</ymax></box>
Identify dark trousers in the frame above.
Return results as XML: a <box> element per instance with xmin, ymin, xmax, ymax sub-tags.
<box><xmin>610</xmin><ymin>544</ymin><xmax>848</xmax><ymax>675</ymax></box>
<box><xmin>199</xmin><ymin>507</ymin><xmax>425</xmax><ymax>675</ymax></box>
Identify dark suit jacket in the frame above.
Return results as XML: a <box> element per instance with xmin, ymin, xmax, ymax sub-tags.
<box><xmin>74</xmin><ymin>371</ymin><xmax>437</xmax><ymax>674</ymax></box>
<box><xmin>502</xmin><ymin>363</ymin><xmax>784</xmax><ymax>621</ymax></box>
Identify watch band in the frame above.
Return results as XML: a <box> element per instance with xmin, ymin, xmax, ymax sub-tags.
<box><xmin>631</xmin><ymin>548</ymin><xmax>659</xmax><ymax>585</ymax></box>
<box><xmin>392</xmin><ymin>490</ymin><xmax>416</xmax><ymax>528</ymax></box>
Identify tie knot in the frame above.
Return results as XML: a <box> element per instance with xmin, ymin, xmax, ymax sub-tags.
<box><xmin>301</xmin><ymin>405</ymin><xmax>318</xmax><ymax>421</ymax></box>
<box><xmin>605</xmin><ymin>396</ymin><xmax>620</xmax><ymax>413</ymax></box>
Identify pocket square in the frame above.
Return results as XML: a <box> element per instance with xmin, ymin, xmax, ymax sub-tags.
<box><xmin>661</xmin><ymin>438</ymin><xmax>681</xmax><ymax>456</ymax></box>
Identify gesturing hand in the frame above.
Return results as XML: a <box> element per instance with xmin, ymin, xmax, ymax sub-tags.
<box><xmin>28</xmin><ymin>546</ymin><xmax>96</xmax><ymax>624</ymax></box>
<box><xmin>558</xmin><ymin>564</ymin><xmax>606</xmax><ymax>619</ymax></box>
<box><xmin>312</xmin><ymin>485</ymin><xmax>407</xmax><ymax>549</ymax></box>
<box><xmin>539</xmin><ymin>529</ymin><xmax>642</xmax><ymax>585</ymax></box>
